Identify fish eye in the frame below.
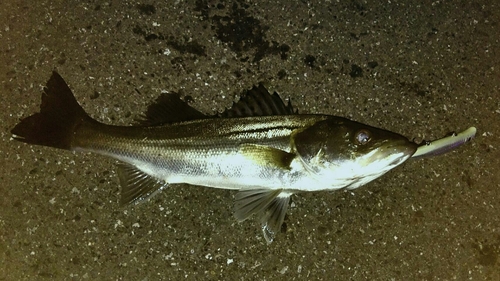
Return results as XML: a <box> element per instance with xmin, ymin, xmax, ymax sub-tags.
<box><xmin>355</xmin><ymin>129</ymin><xmax>372</xmax><ymax>145</ymax></box>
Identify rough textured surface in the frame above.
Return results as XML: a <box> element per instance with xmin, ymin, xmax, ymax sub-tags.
<box><xmin>1</xmin><ymin>0</ymin><xmax>499</xmax><ymax>280</ymax></box>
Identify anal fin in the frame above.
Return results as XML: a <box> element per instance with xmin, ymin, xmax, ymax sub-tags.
<box><xmin>117</xmin><ymin>163</ymin><xmax>168</xmax><ymax>205</ymax></box>
<box><xmin>234</xmin><ymin>189</ymin><xmax>292</xmax><ymax>243</ymax></box>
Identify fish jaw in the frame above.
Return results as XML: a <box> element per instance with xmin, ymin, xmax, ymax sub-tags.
<box><xmin>340</xmin><ymin>139</ymin><xmax>417</xmax><ymax>190</ymax></box>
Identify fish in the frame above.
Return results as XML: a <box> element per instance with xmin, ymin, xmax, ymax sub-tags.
<box><xmin>11</xmin><ymin>71</ymin><xmax>475</xmax><ymax>243</ymax></box>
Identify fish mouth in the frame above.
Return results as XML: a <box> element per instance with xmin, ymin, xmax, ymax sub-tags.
<box><xmin>394</xmin><ymin>139</ymin><xmax>418</xmax><ymax>156</ymax></box>
<box><xmin>375</xmin><ymin>139</ymin><xmax>418</xmax><ymax>165</ymax></box>
<box><xmin>334</xmin><ymin>139</ymin><xmax>418</xmax><ymax>190</ymax></box>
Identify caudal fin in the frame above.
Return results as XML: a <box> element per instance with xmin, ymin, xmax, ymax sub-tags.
<box><xmin>11</xmin><ymin>71</ymin><xmax>94</xmax><ymax>150</ymax></box>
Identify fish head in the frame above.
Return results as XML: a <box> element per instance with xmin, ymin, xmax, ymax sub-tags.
<box><xmin>293</xmin><ymin>117</ymin><xmax>418</xmax><ymax>189</ymax></box>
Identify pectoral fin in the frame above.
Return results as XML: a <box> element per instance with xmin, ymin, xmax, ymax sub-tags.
<box><xmin>234</xmin><ymin>189</ymin><xmax>292</xmax><ymax>243</ymax></box>
<box><xmin>259</xmin><ymin>192</ymin><xmax>291</xmax><ymax>243</ymax></box>
<box><xmin>240</xmin><ymin>144</ymin><xmax>295</xmax><ymax>170</ymax></box>
<box><xmin>117</xmin><ymin>163</ymin><xmax>167</xmax><ymax>205</ymax></box>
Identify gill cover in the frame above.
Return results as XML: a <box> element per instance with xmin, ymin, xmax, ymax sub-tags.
<box><xmin>293</xmin><ymin>117</ymin><xmax>381</xmax><ymax>168</ymax></box>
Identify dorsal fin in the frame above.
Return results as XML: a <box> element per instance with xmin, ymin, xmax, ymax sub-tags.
<box><xmin>138</xmin><ymin>84</ymin><xmax>296</xmax><ymax>125</ymax></box>
<box><xmin>219</xmin><ymin>84</ymin><xmax>296</xmax><ymax>117</ymax></box>
<box><xmin>137</xmin><ymin>92</ymin><xmax>207</xmax><ymax>126</ymax></box>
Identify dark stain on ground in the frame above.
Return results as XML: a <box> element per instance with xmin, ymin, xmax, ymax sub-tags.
<box><xmin>349</xmin><ymin>64</ymin><xmax>363</xmax><ymax>78</ymax></box>
<box><xmin>166</xmin><ymin>36</ymin><xmax>207</xmax><ymax>57</ymax></box>
<box><xmin>194</xmin><ymin>0</ymin><xmax>212</xmax><ymax>21</ymax></box>
<box><xmin>305</xmin><ymin>55</ymin><xmax>316</xmax><ymax>68</ymax></box>
<box><xmin>132</xmin><ymin>25</ymin><xmax>163</xmax><ymax>41</ymax></box>
<box><xmin>472</xmin><ymin>237</ymin><xmax>499</xmax><ymax>267</ymax></box>
<box><xmin>349</xmin><ymin>32</ymin><xmax>369</xmax><ymax>40</ymax></box>
<box><xmin>90</xmin><ymin>90</ymin><xmax>100</xmax><ymax>100</ymax></box>
<box><xmin>277</xmin><ymin>69</ymin><xmax>287</xmax><ymax>79</ymax></box>
<box><xmin>411</xmin><ymin>209</ymin><xmax>425</xmax><ymax>224</ymax></box>
<box><xmin>367</xmin><ymin>61</ymin><xmax>378</xmax><ymax>69</ymax></box>
<box><xmin>195</xmin><ymin>0</ymin><xmax>290</xmax><ymax>63</ymax></box>
<box><xmin>398</xmin><ymin>80</ymin><xmax>430</xmax><ymax>98</ymax></box>
<box><xmin>136</xmin><ymin>4</ymin><xmax>156</xmax><ymax>15</ymax></box>
<box><xmin>132</xmin><ymin>26</ymin><xmax>206</xmax><ymax>57</ymax></box>
<box><xmin>350</xmin><ymin>0</ymin><xmax>367</xmax><ymax>16</ymax></box>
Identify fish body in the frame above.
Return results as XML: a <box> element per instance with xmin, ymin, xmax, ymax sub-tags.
<box><xmin>11</xmin><ymin>72</ymin><xmax>473</xmax><ymax>242</ymax></box>
<box><xmin>76</xmin><ymin>114</ymin><xmax>415</xmax><ymax>193</ymax></box>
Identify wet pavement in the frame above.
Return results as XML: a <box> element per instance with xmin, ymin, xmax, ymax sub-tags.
<box><xmin>1</xmin><ymin>0</ymin><xmax>499</xmax><ymax>280</ymax></box>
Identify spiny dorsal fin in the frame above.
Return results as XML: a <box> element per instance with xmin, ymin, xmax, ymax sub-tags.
<box><xmin>117</xmin><ymin>163</ymin><xmax>168</xmax><ymax>205</ymax></box>
<box><xmin>137</xmin><ymin>92</ymin><xmax>207</xmax><ymax>126</ymax></box>
<box><xmin>234</xmin><ymin>189</ymin><xmax>292</xmax><ymax>243</ymax></box>
<box><xmin>220</xmin><ymin>84</ymin><xmax>296</xmax><ymax>117</ymax></box>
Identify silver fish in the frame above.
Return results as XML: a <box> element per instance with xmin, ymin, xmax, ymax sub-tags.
<box><xmin>11</xmin><ymin>72</ymin><xmax>473</xmax><ymax>242</ymax></box>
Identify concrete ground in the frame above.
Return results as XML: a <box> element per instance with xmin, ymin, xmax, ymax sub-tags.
<box><xmin>1</xmin><ymin>0</ymin><xmax>499</xmax><ymax>280</ymax></box>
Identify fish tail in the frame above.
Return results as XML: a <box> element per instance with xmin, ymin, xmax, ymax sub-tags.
<box><xmin>11</xmin><ymin>71</ymin><xmax>96</xmax><ymax>150</ymax></box>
